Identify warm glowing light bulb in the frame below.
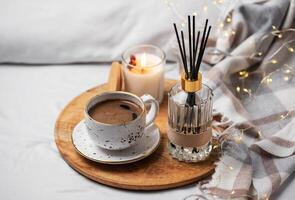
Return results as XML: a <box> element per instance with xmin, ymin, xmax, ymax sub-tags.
<box><xmin>280</xmin><ymin>114</ymin><xmax>285</xmax><ymax>119</ymax></box>
<box><xmin>235</xmin><ymin>136</ymin><xmax>242</xmax><ymax>143</ymax></box>
<box><xmin>224</xmin><ymin>31</ymin><xmax>229</xmax><ymax>37</ymax></box>
<box><xmin>257</xmin><ymin>131</ymin><xmax>262</xmax><ymax>139</ymax></box>
<box><xmin>203</xmin><ymin>5</ymin><xmax>208</xmax><ymax>11</ymax></box>
<box><xmin>271</xmin><ymin>59</ymin><xmax>277</xmax><ymax>64</ymax></box>
<box><xmin>288</xmin><ymin>47</ymin><xmax>294</xmax><ymax>52</ymax></box>
<box><xmin>236</xmin><ymin>87</ymin><xmax>241</xmax><ymax>92</ymax></box>
<box><xmin>284</xmin><ymin>76</ymin><xmax>289</xmax><ymax>81</ymax></box>
<box><xmin>266</xmin><ymin>78</ymin><xmax>272</xmax><ymax>84</ymax></box>
<box><xmin>239</xmin><ymin>71</ymin><xmax>249</xmax><ymax>78</ymax></box>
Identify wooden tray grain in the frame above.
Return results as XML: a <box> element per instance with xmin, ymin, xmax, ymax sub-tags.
<box><xmin>54</xmin><ymin>79</ymin><xmax>216</xmax><ymax>190</ymax></box>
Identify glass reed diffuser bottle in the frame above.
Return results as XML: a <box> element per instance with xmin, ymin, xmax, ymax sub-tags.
<box><xmin>168</xmin><ymin>17</ymin><xmax>213</xmax><ymax>162</ymax></box>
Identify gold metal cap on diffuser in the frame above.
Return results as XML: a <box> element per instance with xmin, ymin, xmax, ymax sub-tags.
<box><xmin>181</xmin><ymin>73</ymin><xmax>202</xmax><ymax>92</ymax></box>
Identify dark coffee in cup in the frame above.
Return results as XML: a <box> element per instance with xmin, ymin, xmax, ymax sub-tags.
<box><xmin>89</xmin><ymin>99</ymin><xmax>143</xmax><ymax>124</ymax></box>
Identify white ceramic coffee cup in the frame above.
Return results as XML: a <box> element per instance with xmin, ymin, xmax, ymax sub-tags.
<box><xmin>84</xmin><ymin>91</ymin><xmax>159</xmax><ymax>150</ymax></box>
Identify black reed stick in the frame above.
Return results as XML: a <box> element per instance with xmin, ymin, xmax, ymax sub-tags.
<box><xmin>181</xmin><ymin>31</ymin><xmax>188</xmax><ymax>77</ymax></box>
<box><xmin>188</xmin><ymin>16</ymin><xmax>193</xmax><ymax>80</ymax></box>
<box><xmin>195</xmin><ymin>19</ymin><xmax>208</xmax><ymax>73</ymax></box>
<box><xmin>192</xmin><ymin>16</ymin><xmax>196</xmax><ymax>80</ymax></box>
<box><xmin>193</xmin><ymin>31</ymin><xmax>200</xmax><ymax>80</ymax></box>
<box><xmin>173</xmin><ymin>23</ymin><xmax>188</xmax><ymax>76</ymax></box>
<box><xmin>196</xmin><ymin>26</ymin><xmax>211</xmax><ymax>74</ymax></box>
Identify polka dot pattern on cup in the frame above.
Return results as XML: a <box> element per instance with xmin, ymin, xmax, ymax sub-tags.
<box><xmin>72</xmin><ymin>120</ymin><xmax>161</xmax><ymax>164</ymax></box>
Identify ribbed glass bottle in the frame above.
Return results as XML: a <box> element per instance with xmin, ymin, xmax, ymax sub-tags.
<box><xmin>167</xmin><ymin>83</ymin><xmax>213</xmax><ymax>162</ymax></box>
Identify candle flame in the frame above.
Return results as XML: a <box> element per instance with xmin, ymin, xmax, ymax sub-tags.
<box><xmin>141</xmin><ymin>53</ymin><xmax>147</xmax><ymax>67</ymax></box>
<box><xmin>129</xmin><ymin>53</ymin><xmax>151</xmax><ymax>74</ymax></box>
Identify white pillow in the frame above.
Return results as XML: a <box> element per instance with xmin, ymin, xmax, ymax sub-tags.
<box><xmin>0</xmin><ymin>0</ymin><xmax>176</xmax><ymax>63</ymax></box>
<box><xmin>0</xmin><ymin>0</ymin><xmax>224</xmax><ymax>64</ymax></box>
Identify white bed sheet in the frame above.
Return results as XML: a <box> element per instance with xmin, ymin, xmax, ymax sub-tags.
<box><xmin>0</xmin><ymin>64</ymin><xmax>294</xmax><ymax>200</ymax></box>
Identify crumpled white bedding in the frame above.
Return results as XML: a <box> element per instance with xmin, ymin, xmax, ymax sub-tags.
<box><xmin>0</xmin><ymin>64</ymin><xmax>294</xmax><ymax>200</ymax></box>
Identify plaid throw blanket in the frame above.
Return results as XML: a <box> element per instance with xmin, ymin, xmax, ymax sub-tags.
<box><xmin>194</xmin><ymin>0</ymin><xmax>295</xmax><ymax>199</ymax></box>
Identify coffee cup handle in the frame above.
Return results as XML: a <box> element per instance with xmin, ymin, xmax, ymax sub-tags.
<box><xmin>140</xmin><ymin>94</ymin><xmax>159</xmax><ymax>127</ymax></box>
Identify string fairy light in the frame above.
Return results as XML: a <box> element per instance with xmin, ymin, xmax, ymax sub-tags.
<box><xmin>203</xmin><ymin>5</ymin><xmax>208</xmax><ymax>11</ymax></box>
<box><xmin>284</xmin><ymin>76</ymin><xmax>290</xmax><ymax>81</ymax></box>
<box><xmin>226</xmin><ymin>15</ymin><xmax>232</xmax><ymax>23</ymax></box>
<box><xmin>266</xmin><ymin>77</ymin><xmax>273</xmax><ymax>83</ymax></box>
<box><xmin>239</xmin><ymin>70</ymin><xmax>249</xmax><ymax>78</ymax></box>
<box><xmin>236</xmin><ymin>86</ymin><xmax>240</xmax><ymax>92</ymax></box>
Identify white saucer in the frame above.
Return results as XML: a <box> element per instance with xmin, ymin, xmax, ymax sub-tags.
<box><xmin>72</xmin><ymin>120</ymin><xmax>161</xmax><ymax>164</ymax></box>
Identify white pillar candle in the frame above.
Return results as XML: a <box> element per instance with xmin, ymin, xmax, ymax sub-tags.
<box><xmin>122</xmin><ymin>48</ymin><xmax>165</xmax><ymax>103</ymax></box>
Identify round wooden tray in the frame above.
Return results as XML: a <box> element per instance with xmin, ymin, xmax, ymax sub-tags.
<box><xmin>55</xmin><ymin>80</ymin><xmax>217</xmax><ymax>190</ymax></box>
